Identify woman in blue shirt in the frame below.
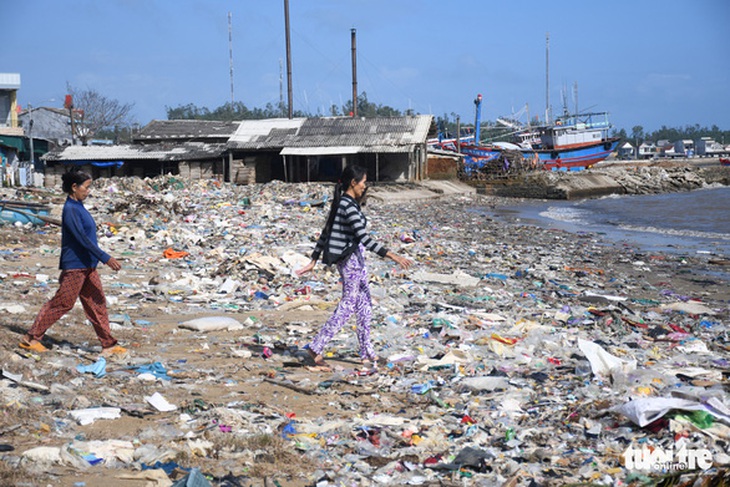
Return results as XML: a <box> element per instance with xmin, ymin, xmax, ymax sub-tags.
<box><xmin>20</xmin><ymin>171</ymin><xmax>127</xmax><ymax>356</ymax></box>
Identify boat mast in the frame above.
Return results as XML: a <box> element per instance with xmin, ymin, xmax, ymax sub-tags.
<box><xmin>545</xmin><ymin>32</ymin><xmax>550</xmax><ymax>124</ymax></box>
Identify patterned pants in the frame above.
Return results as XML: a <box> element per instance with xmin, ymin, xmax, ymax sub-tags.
<box><xmin>27</xmin><ymin>268</ymin><xmax>117</xmax><ymax>348</ymax></box>
<box><xmin>309</xmin><ymin>245</ymin><xmax>375</xmax><ymax>361</ymax></box>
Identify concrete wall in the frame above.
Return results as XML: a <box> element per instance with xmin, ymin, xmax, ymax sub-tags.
<box><xmin>427</xmin><ymin>155</ymin><xmax>459</xmax><ymax>180</ymax></box>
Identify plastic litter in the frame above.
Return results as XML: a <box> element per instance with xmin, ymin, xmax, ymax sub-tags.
<box><xmin>3</xmin><ymin>177</ymin><xmax>730</xmax><ymax>486</ymax></box>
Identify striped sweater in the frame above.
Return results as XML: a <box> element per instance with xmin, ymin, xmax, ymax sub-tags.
<box><xmin>312</xmin><ymin>194</ymin><xmax>388</xmax><ymax>265</ymax></box>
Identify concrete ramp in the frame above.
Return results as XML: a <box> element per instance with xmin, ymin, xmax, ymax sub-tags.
<box><xmin>369</xmin><ymin>180</ymin><xmax>475</xmax><ymax>203</ymax></box>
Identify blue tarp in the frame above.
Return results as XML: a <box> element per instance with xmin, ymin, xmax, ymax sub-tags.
<box><xmin>63</xmin><ymin>160</ymin><xmax>124</xmax><ymax>168</ymax></box>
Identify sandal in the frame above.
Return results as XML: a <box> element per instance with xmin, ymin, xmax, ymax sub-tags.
<box><xmin>19</xmin><ymin>340</ymin><xmax>48</xmax><ymax>353</ymax></box>
<box><xmin>306</xmin><ymin>348</ymin><xmax>330</xmax><ymax>369</ymax></box>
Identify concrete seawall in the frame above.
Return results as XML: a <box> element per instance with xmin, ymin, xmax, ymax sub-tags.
<box><xmin>475</xmin><ymin>161</ymin><xmax>730</xmax><ymax>200</ymax></box>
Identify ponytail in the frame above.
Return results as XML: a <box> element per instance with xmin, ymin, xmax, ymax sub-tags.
<box><xmin>321</xmin><ymin>182</ymin><xmax>344</xmax><ymax>242</ymax></box>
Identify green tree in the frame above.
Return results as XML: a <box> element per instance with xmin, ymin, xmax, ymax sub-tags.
<box><xmin>166</xmin><ymin>103</ymin><xmax>211</xmax><ymax>120</ymax></box>
<box><xmin>631</xmin><ymin>125</ymin><xmax>644</xmax><ymax>145</ymax></box>
<box><xmin>342</xmin><ymin>92</ymin><xmax>402</xmax><ymax>118</ymax></box>
<box><xmin>612</xmin><ymin>128</ymin><xmax>628</xmax><ymax>141</ymax></box>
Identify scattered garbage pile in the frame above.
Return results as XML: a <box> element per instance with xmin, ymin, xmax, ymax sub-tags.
<box><xmin>0</xmin><ymin>176</ymin><xmax>729</xmax><ymax>486</ymax></box>
<box><xmin>460</xmin><ymin>149</ymin><xmax>531</xmax><ymax>180</ymax></box>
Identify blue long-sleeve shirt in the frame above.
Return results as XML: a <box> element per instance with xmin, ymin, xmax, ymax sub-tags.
<box><xmin>59</xmin><ymin>197</ymin><xmax>110</xmax><ymax>270</ymax></box>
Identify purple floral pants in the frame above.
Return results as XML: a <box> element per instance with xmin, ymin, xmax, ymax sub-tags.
<box><xmin>308</xmin><ymin>245</ymin><xmax>375</xmax><ymax>361</ymax></box>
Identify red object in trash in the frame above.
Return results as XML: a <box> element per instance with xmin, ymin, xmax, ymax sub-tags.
<box><xmin>460</xmin><ymin>414</ymin><xmax>477</xmax><ymax>425</ymax></box>
<box><xmin>294</xmin><ymin>286</ymin><xmax>311</xmax><ymax>295</ymax></box>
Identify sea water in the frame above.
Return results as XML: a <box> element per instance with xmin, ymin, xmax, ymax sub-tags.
<box><xmin>487</xmin><ymin>185</ymin><xmax>730</xmax><ymax>257</ymax></box>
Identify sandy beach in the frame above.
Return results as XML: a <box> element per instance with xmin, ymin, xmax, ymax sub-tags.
<box><xmin>1</xmin><ymin>176</ymin><xmax>729</xmax><ymax>486</ymax></box>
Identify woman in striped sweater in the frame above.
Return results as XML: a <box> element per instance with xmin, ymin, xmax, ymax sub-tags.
<box><xmin>297</xmin><ymin>165</ymin><xmax>412</xmax><ymax>370</ymax></box>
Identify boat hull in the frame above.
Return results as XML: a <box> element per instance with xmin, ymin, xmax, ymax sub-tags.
<box><xmin>527</xmin><ymin>138</ymin><xmax>620</xmax><ymax>171</ymax></box>
<box><xmin>0</xmin><ymin>200</ymin><xmax>51</xmax><ymax>226</ymax></box>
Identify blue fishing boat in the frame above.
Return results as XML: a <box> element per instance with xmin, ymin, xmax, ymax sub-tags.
<box><xmin>0</xmin><ymin>200</ymin><xmax>52</xmax><ymax>226</ymax></box>
<box><xmin>524</xmin><ymin>111</ymin><xmax>621</xmax><ymax>171</ymax></box>
<box><xmin>433</xmin><ymin>94</ymin><xmax>620</xmax><ymax>175</ymax></box>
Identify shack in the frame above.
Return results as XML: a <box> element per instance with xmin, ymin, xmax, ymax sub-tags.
<box><xmin>226</xmin><ymin>116</ymin><xmax>433</xmax><ymax>183</ymax></box>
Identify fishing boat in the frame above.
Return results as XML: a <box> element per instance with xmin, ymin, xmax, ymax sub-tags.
<box><xmin>435</xmin><ymin>94</ymin><xmax>620</xmax><ymax>175</ymax></box>
<box><xmin>521</xmin><ymin>110</ymin><xmax>621</xmax><ymax>170</ymax></box>
<box><xmin>0</xmin><ymin>200</ymin><xmax>52</xmax><ymax>226</ymax></box>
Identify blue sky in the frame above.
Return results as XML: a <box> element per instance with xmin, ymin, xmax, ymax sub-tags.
<box><xmin>5</xmin><ymin>0</ymin><xmax>729</xmax><ymax>133</ymax></box>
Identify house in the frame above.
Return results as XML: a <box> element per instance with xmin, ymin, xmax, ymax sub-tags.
<box><xmin>0</xmin><ymin>73</ymin><xmax>21</xmax><ymax>135</ymax></box>
<box><xmin>0</xmin><ymin>73</ymin><xmax>46</xmax><ymax>186</ymax></box>
<box><xmin>18</xmin><ymin>106</ymin><xmax>75</xmax><ymax>148</ymax></box>
<box><xmin>226</xmin><ymin>115</ymin><xmax>433</xmax><ymax>183</ymax></box>
<box><xmin>618</xmin><ymin>141</ymin><xmax>634</xmax><ymax>159</ymax></box>
<box><xmin>638</xmin><ymin>141</ymin><xmax>657</xmax><ymax>159</ymax></box>
<box><xmin>674</xmin><ymin>139</ymin><xmax>695</xmax><ymax>157</ymax></box>
<box><xmin>42</xmin><ymin>115</ymin><xmax>434</xmax><ymax>186</ymax></box>
<box><xmin>656</xmin><ymin>140</ymin><xmax>674</xmax><ymax>157</ymax></box>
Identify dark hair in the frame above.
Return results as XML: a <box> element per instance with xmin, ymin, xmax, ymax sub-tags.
<box><xmin>321</xmin><ymin>164</ymin><xmax>367</xmax><ymax>240</ymax></box>
<box><xmin>61</xmin><ymin>170</ymin><xmax>92</xmax><ymax>194</ymax></box>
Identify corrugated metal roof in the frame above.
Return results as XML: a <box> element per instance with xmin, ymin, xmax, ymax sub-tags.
<box><xmin>281</xmin><ymin>146</ymin><xmax>360</xmax><ymax>156</ymax></box>
<box><xmin>228</xmin><ymin>115</ymin><xmax>432</xmax><ymax>152</ymax></box>
<box><xmin>0</xmin><ymin>73</ymin><xmax>21</xmax><ymax>89</ymax></box>
<box><xmin>43</xmin><ymin>142</ymin><xmax>227</xmax><ymax>162</ymax></box>
<box><xmin>136</xmin><ymin>120</ymin><xmax>241</xmax><ymax>140</ymax></box>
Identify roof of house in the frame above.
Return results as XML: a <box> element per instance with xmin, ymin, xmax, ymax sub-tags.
<box><xmin>227</xmin><ymin>115</ymin><xmax>433</xmax><ymax>153</ymax></box>
<box><xmin>43</xmin><ymin>115</ymin><xmax>434</xmax><ymax>163</ymax></box>
<box><xmin>0</xmin><ymin>73</ymin><xmax>21</xmax><ymax>90</ymax></box>
<box><xmin>18</xmin><ymin>107</ymin><xmax>70</xmax><ymax>117</ymax></box>
<box><xmin>43</xmin><ymin>142</ymin><xmax>227</xmax><ymax>162</ymax></box>
<box><xmin>135</xmin><ymin>119</ymin><xmax>241</xmax><ymax>141</ymax></box>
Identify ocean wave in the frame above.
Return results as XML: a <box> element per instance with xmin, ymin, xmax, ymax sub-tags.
<box><xmin>617</xmin><ymin>224</ymin><xmax>730</xmax><ymax>241</ymax></box>
<box><xmin>539</xmin><ymin>206</ymin><xmax>591</xmax><ymax>224</ymax></box>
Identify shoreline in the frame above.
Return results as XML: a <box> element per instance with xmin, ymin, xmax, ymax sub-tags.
<box><xmin>471</xmin><ymin>159</ymin><xmax>730</xmax><ymax>200</ymax></box>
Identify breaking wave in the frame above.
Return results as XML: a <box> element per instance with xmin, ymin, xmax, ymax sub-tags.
<box><xmin>539</xmin><ymin>206</ymin><xmax>592</xmax><ymax>225</ymax></box>
<box><xmin>616</xmin><ymin>224</ymin><xmax>730</xmax><ymax>241</ymax></box>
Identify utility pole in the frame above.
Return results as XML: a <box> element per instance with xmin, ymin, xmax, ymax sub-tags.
<box><xmin>284</xmin><ymin>0</ymin><xmax>293</xmax><ymax>119</ymax></box>
<box><xmin>27</xmin><ymin>104</ymin><xmax>34</xmax><ymax>165</ymax></box>
<box><xmin>65</xmin><ymin>95</ymin><xmax>76</xmax><ymax>145</ymax></box>
<box><xmin>228</xmin><ymin>12</ymin><xmax>234</xmax><ymax>104</ymax></box>
<box><xmin>351</xmin><ymin>28</ymin><xmax>358</xmax><ymax>117</ymax></box>
<box><xmin>279</xmin><ymin>59</ymin><xmax>285</xmax><ymax>116</ymax></box>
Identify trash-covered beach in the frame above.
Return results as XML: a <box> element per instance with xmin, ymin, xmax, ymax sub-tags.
<box><xmin>1</xmin><ymin>176</ymin><xmax>730</xmax><ymax>487</ymax></box>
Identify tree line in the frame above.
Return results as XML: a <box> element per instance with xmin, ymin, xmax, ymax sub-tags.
<box><xmin>165</xmin><ymin>92</ymin><xmax>411</xmax><ymax>121</ymax></box>
<box><xmin>79</xmin><ymin>85</ymin><xmax>729</xmax><ymax>147</ymax></box>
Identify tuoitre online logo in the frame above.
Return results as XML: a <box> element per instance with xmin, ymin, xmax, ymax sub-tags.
<box><xmin>623</xmin><ymin>444</ymin><xmax>713</xmax><ymax>472</ymax></box>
